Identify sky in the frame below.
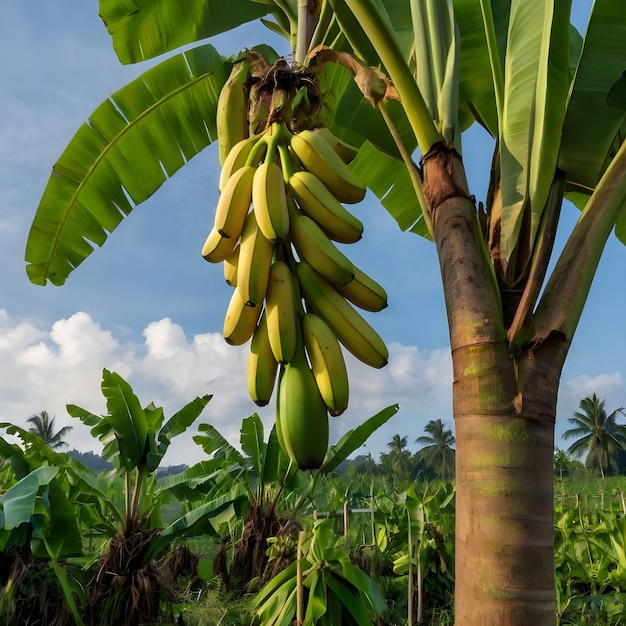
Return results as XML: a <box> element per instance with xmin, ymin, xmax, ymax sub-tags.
<box><xmin>0</xmin><ymin>1</ymin><xmax>624</xmax><ymax>468</ymax></box>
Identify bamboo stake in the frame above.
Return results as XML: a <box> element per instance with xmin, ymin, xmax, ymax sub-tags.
<box><xmin>296</xmin><ymin>529</ymin><xmax>305</xmax><ymax>626</ymax></box>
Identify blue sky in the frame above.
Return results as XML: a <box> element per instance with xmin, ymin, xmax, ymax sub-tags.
<box><xmin>0</xmin><ymin>1</ymin><xmax>624</xmax><ymax>466</ymax></box>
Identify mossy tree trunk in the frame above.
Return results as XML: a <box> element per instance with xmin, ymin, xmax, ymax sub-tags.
<box><xmin>423</xmin><ymin>146</ymin><xmax>569</xmax><ymax>626</ymax></box>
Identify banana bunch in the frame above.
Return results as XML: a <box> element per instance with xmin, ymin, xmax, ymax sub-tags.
<box><xmin>204</xmin><ymin>59</ymin><xmax>390</xmax><ymax>470</ymax></box>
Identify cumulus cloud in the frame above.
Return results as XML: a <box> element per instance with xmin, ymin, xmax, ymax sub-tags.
<box><xmin>1</xmin><ymin>309</ymin><xmax>623</xmax><ymax>468</ymax></box>
<box><xmin>0</xmin><ymin>309</ymin><xmax>456</xmax><ymax>465</ymax></box>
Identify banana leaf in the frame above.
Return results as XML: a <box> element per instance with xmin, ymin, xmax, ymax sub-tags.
<box><xmin>142</xmin><ymin>489</ymin><xmax>248</xmax><ymax>560</ymax></box>
<box><xmin>25</xmin><ymin>44</ymin><xmax>230</xmax><ymax>287</ymax></box>
<box><xmin>150</xmin><ymin>393</ymin><xmax>212</xmax><ymax>470</ymax></box>
<box><xmin>261</xmin><ymin>424</ymin><xmax>292</xmax><ymax>487</ymax></box>
<box><xmin>0</xmin><ymin>435</ymin><xmax>29</xmax><ymax>481</ymax></box>
<box><xmin>100</xmin><ymin>369</ymin><xmax>150</xmax><ymax>471</ymax></box>
<box><xmin>497</xmin><ymin>0</ymin><xmax>571</xmax><ymax>262</ymax></box>
<box><xmin>240</xmin><ymin>413</ymin><xmax>266</xmax><ymax>476</ymax></box>
<box><xmin>31</xmin><ymin>479</ymin><xmax>83</xmax><ymax>559</ymax></box>
<box><xmin>560</xmin><ymin>0</ymin><xmax>626</xmax><ymax>190</ymax></box>
<box><xmin>194</xmin><ymin>422</ymin><xmax>245</xmax><ymax>462</ymax></box>
<box><xmin>98</xmin><ymin>0</ymin><xmax>270</xmax><ymax>64</ymax></box>
<box><xmin>350</xmin><ymin>142</ymin><xmax>429</xmax><ymax>237</ymax></box>
<box><xmin>319</xmin><ymin>404</ymin><xmax>398</xmax><ymax>475</ymax></box>
<box><xmin>0</xmin><ymin>466</ymin><xmax>58</xmax><ymax>530</ymax></box>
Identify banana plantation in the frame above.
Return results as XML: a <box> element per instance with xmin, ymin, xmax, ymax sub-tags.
<box><xmin>7</xmin><ymin>0</ymin><xmax>626</xmax><ymax>625</ymax></box>
<box><xmin>1</xmin><ymin>373</ymin><xmax>626</xmax><ymax>625</ymax></box>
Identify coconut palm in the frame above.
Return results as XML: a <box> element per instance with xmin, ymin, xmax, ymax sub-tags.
<box><xmin>416</xmin><ymin>419</ymin><xmax>456</xmax><ymax>481</ymax></box>
<box><xmin>26</xmin><ymin>410</ymin><xmax>72</xmax><ymax>450</ymax></box>
<box><xmin>380</xmin><ymin>434</ymin><xmax>411</xmax><ymax>483</ymax></box>
<box><xmin>24</xmin><ymin>2</ymin><xmax>626</xmax><ymax>623</ymax></box>
<box><xmin>562</xmin><ymin>394</ymin><xmax>626</xmax><ymax>479</ymax></box>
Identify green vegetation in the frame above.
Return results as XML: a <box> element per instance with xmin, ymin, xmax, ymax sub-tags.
<box><xmin>2</xmin><ymin>382</ymin><xmax>625</xmax><ymax>625</ymax></box>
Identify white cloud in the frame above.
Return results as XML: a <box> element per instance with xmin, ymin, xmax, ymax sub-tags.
<box><xmin>0</xmin><ymin>309</ymin><xmax>623</xmax><ymax>469</ymax></box>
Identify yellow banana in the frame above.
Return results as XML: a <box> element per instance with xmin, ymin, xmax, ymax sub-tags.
<box><xmin>214</xmin><ymin>165</ymin><xmax>255</xmax><ymax>240</ymax></box>
<box><xmin>218</xmin><ymin>134</ymin><xmax>263</xmax><ymax>192</ymax></box>
<box><xmin>265</xmin><ymin>260</ymin><xmax>297</xmax><ymax>363</ymax></box>
<box><xmin>296</xmin><ymin>262</ymin><xmax>388</xmax><ymax>369</ymax></box>
<box><xmin>290</xmin><ymin>129</ymin><xmax>366</xmax><ymax>204</ymax></box>
<box><xmin>311</xmin><ymin>126</ymin><xmax>359</xmax><ymax>163</ymax></box>
<box><xmin>252</xmin><ymin>159</ymin><xmax>290</xmax><ymax>242</ymax></box>
<box><xmin>247</xmin><ymin>310</ymin><xmax>278</xmax><ymax>406</ymax></box>
<box><xmin>223</xmin><ymin>288</ymin><xmax>262</xmax><ymax>345</ymax></box>
<box><xmin>216</xmin><ymin>59</ymin><xmax>251</xmax><ymax>166</ymax></box>
<box><xmin>201</xmin><ymin>227</ymin><xmax>238</xmax><ymax>263</ymax></box>
<box><xmin>288</xmin><ymin>170</ymin><xmax>364</xmax><ymax>243</ymax></box>
<box><xmin>335</xmin><ymin>264</ymin><xmax>388</xmax><ymax>312</ymax></box>
<box><xmin>302</xmin><ymin>313</ymin><xmax>349</xmax><ymax>417</ymax></box>
<box><xmin>223</xmin><ymin>243</ymin><xmax>240</xmax><ymax>287</ymax></box>
<box><xmin>289</xmin><ymin>209</ymin><xmax>355</xmax><ymax>285</ymax></box>
<box><xmin>237</xmin><ymin>210</ymin><xmax>274</xmax><ymax>307</ymax></box>
<box><xmin>276</xmin><ymin>343</ymin><xmax>329</xmax><ymax>470</ymax></box>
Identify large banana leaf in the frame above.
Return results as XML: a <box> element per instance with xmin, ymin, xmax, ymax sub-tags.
<box><xmin>0</xmin><ymin>435</ymin><xmax>29</xmax><ymax>481</ymax></box>
<box><xmin>498</xmin><ymin>0</ymin><xmax>571</xmax><ymax>262</ymax></box>
<box><xmin>350</xmin><ymin>143</ymin><xmax>429</xmax><ymax>237</ymax></box>
<box><xmin>143</xmin><ymin>488</ymin><xmax>248</xmax><ymax>560</ymax></box>
<box><xmin>559</xmin><ymin>0</ymin><xmax>626</xmax><ymax>191</ymax></box>
<box><xmin>261</xmin><ymin>424</ymin><xmax>291</xmax><ymax>487</ymax></box>
<box><xmin>99</xmin><ymin>0</ymin><xmax>271</xmax><ymax>64</ymax></box>
<box><xmin>25</xmin><ymin>44</ymin><xmax>230</xmax><ymax>287</ymax></box>
<box><xmin>0</xmin><ymin>466</ymin><xmax>58</xmax><ymax>530</ymax></box>
<box><xmin>150</xmin><ymin>393</ymin><xmax>212</xmax><ymax>470</ymax></box>
<box><xmin>31</xmin><ymin>479</ymin><xmax>84</xmax><ymax>559</ymax></box>
<box><xmin>319</xmin><ymin>404</ymin><xmax>398</xmax><ymax>475</ymax></box>
<box><xmin>101</xmin><ymin>369</ymin><xmax>149</xmax><ymax>471</ymax></box>
<box><xmin>240</xmin><ymin>413</ymin><xmax>266</xmax><ymax>476</ymax></box>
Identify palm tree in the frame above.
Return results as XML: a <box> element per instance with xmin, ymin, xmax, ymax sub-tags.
<box><xmin>380</xmin><ymin>434</ymin><xmax>411</xmax><ymax>483</ymax></box>
<box><xmin>24</xmin><ymin>2</ymin><xmax>626</xmax><ymax>623</ymax></box>
<box><xmin>27</xmin><ymin>410</ymin><xmax>73</xmax><ymax>450</ymax></box>
<box><xmin>562</xmin><ymin>394</ymin><xmax>626</xmax><ymax>478</ymax></box>
<box><xmin>416</xmin><ymin>419</ymin><xmax>456</xmax><ymax>481</ymax></box>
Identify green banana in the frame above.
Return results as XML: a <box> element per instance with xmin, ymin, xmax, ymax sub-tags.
<box><xmin>218</xmin><ymin>134</ymin><xmax>263</xmax><ymax>192</ymax></box>
<box><xmin>237</xmin><ymin>210</ymin><xmax>274</xmax><ymax>307</ymax></box>
<box><xmin>335</xmin><ymin>264</ymin><xmax>388</xmax><ymax>312</ymax></box>
<box><xmin>296</xmin><ymin>262</ymin><xmax>388</xmax><ymax>369</ymax></box>
<box><xmin>289</xmin><ymin>208</ymin><xmax>355</xmax><ymax>285</ymax></box>
<box><xmin>216</xmin><ymin>59</ymin><xmax>251</xmax><ymax>166</ymax></box>
<box><xmin>252</xmin><ymin>159</ymin><xmax>290</xmax><ymax>242</ymax></box>
<box><xmin>302</xmin><ymin>313</ymin><xmax>349</xmax><ymax>416</ymax></box>
<box><xmin>223</xmin><ymin>288</ymin><xmax>262</xmax><ymax>345</ymax></box>
<box><xmin>288</xmin><ymin>170</ymin><xmax>364</xmax><ymax>244</ymax></box>
<box><xmin>223</xmin><ymin>243</ymin><xmax>239</xmax><ymax>286</ymax></box>
<box><xmin>247</xmin><ymin>310</ymin><xmax>278</xmax><ymax>406</ymax></box>
<box><xmin>202</xmin><ymin>227</ymin><xmax>238</xmax><ymax>263</ymax></box>
<box><xmin>214</xmin><ymin>165</ymin><xmax>255</xmax><ymax>240</ymax></box>
<box><xmin>311</xmin><ymin>126</ymin><xmax>359</xmax><ymax>163</ymax></box>
<box><xmin>265</xmin><ymin>260</ymin><xmax>297</xmax><ymax>363</ymax></box>
<box><xmin>290</xmin><ymin>129</ymin><xmax>366</xmax><ymax>204</ymax></box>
<box><xmin>276</xmin><ymin>341</ymin><xmax>329</xmax><ymax>470</ymax></box>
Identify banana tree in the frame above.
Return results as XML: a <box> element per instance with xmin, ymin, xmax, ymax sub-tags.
<box><xmin>192</xmin><ymin>404</ymin><xmax>398</xmax><ymax>587</ymax></box>
<box><xmin>24</xmin><ymin>1</ymin><xmax>626</xmax><ymax>625</ymax></box>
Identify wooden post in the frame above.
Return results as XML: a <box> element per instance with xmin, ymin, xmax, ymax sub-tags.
<box><xmin>343</xmin><ymin>500</ymin><xmax>349</xmax><ymax>547</ymax></box>
<box><xmin>621</xmin><ymin>490</ymin><xmax>626</xmax><ymax>515</ymax></box>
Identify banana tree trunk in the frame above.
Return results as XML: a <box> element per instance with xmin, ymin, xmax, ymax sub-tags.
<box><xmin>422</xmin><ymin>145</ymin><xmax>568</xmax><ymax>626</ymax></box>
<box><xmin>452</xmin><ymin>344</ymin><xmax>560</xmax><ymax>625</ymax></box>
